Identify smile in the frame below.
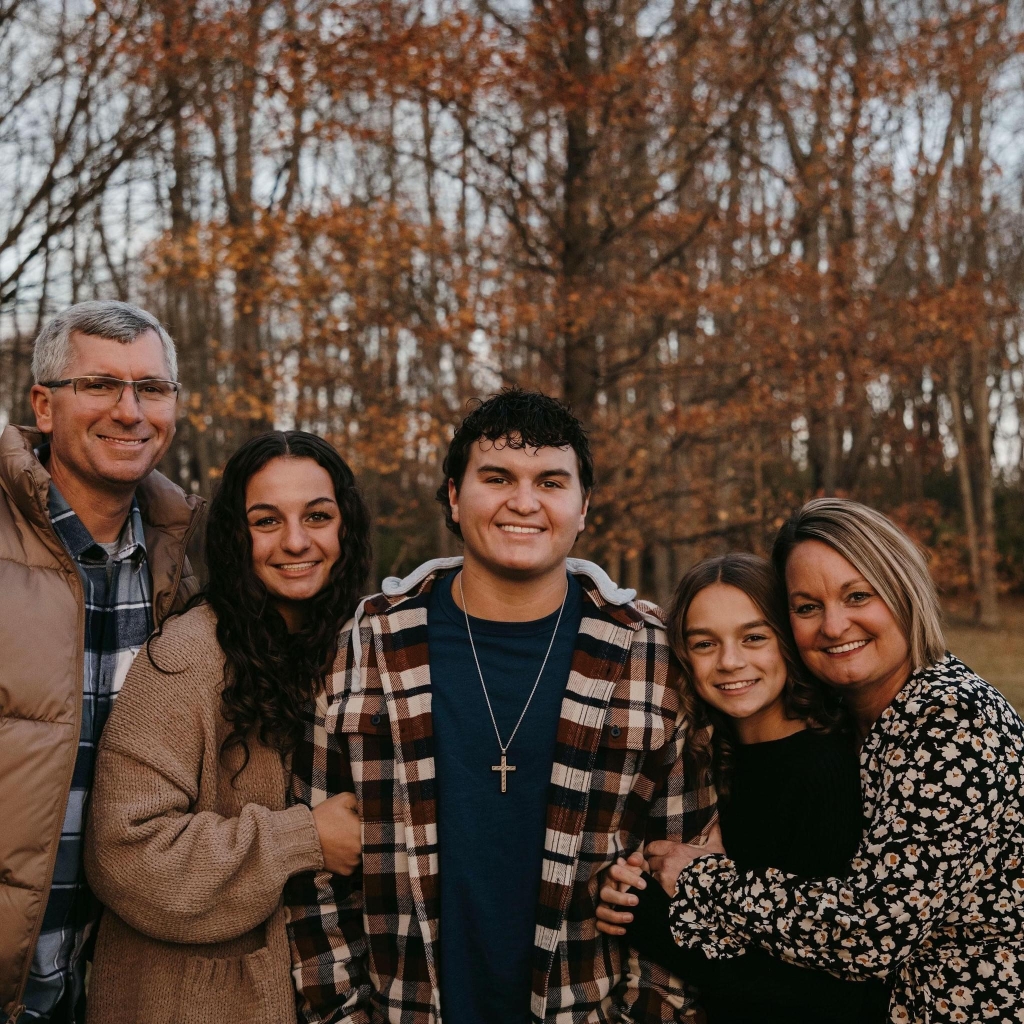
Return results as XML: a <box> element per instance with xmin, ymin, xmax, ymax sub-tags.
<box><xmin>274</xmin><ymin>562</ymin><xmax>319</xmax><ymax>572</ymax></box>
<box><xmin>98</xmin><ymin>435</ymin><xmax>148</xmax><ymax>446</ymax></box>
<box><xmin>498</xmin><ymin>525</ymin><xmax>543</xmax><ymax>534</ymax></box>
<box><xmin>824</xmin><ymin>639</ymin><xmax>870</xmax><ymax>654</ymax></box>
<box><xmin>715</xmin><ymin>679</ymin><xmax>758</xmax><ymax>692</ymax></box>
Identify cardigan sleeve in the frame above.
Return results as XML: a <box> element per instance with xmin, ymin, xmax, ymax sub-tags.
<box><xmin>663</xmin><ymin>675</ymin><xmax>1024</xmax><ymax>981</ymax></box>
<box><xmin>83</xmin><ymin>612</ymin><xmax>324</xmax><ymax>945</ymax></box>
<box><xmin>628</xmin><ymin>872</ymin><xmax>890</xmax><ymax>1020</ymax></box>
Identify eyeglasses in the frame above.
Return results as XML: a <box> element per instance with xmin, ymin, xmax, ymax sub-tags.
<box><xmin>41</xmin><ymin>375</ymin><xmax>181</xmax><ymax>407</ymax></box>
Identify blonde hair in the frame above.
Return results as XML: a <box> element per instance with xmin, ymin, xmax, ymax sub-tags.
<box><xmin>772</xmin><ymin>497</ymin><xmax>946</xmax><ymax>669</ymax></box>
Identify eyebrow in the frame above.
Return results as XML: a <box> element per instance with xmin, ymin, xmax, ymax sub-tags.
<box><xmin>246</xmin><ymin>497</ymin><xmax>337</xmax><ymax>514</ymax></box>
<box><xmin>789</xmin><ymin>578</ymin><xmax>869</xmax><ymax>600</ymax></box>
<box><xmin>78</xmin><ymin>372</ymin><xmax>168</xmax><ymax>380</ymax></box>
<box><xmin>684</xmin><ymin>619</ymin><xmax>770</xmax><ymax>637</ymax></box>
<box><xmin>476</xmin><ymin>464</ymin><xmax>574</xmax><ymax>479</ymax></box>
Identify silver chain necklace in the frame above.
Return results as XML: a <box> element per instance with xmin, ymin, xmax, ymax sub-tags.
<box><xmin>458</xmin><ymin>573</ymin><xmax>568</xmax><ymax>793</ymax></box>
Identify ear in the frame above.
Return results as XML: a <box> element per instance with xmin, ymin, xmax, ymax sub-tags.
<box><xmin>447</xmin><ymin>478</ymin><xmax>460</xmax><ymax>524</ymax></box>
<box><xmin>30</xmin><ymin>384</ymin><xmax>55</xmax><ymax>434</ymax></box>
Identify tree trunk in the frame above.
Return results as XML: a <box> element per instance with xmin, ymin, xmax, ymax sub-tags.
<box><xmin>623</xmin><ymin>548</ymin><xmax>643</xmax><ymax>595</ymax></box>
<box><xmin>605</xmin><ymin>547</ymin><xmax>623</xmax><ymax>588</ymax></box>
<box><xmin>948</xmin><ymin>358</ymin><xmax>985</xmax><ymax>622</ymax></box>
<box><xmin>652</xmin><ymin>542</ymin><xmax>674</xmax><ymax>609</ymax></box>
<box><xmin>560</xmin><ymin>0</ymin><xmax>598</xmax><ymax>417</ymax></box>
<box><xmin>961</xmin><ymin>89</ymin><xmax>1000</xmax><ymax>628</ymax></box>
<box><xmin>750</xmin><ymin>433</ymin><xmax>766</xmax><ymax>556</ymax></box>
<box><xmin>969</xmin><ymin>341</ymin><xmax>1001</xmax><ymax>627</ymax></box>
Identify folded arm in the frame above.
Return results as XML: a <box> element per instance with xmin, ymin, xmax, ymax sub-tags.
<box><xmin>85</xmin><ymin>746</ymin><xmax>323</xmax><ymax>944</ymax></box>
<box><xmin>83</xmin><ymin>633</ymin><xmax>325</xmax><ymax>945</ymax></box>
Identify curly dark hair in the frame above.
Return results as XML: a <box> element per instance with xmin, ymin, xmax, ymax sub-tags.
<box><xmin>435</xmin><ymin>386</ymin><xmax>594</xmax><ymax>538</ymax></box>
<box><xmin>667</xmin><ymin>552</ymin><xmax>845</xmax><ymax>800</ymax></box>
<box><xmin>152</xmin><ymin>430</ymin><xmax>371</xmax><ymax>771</ymax></box>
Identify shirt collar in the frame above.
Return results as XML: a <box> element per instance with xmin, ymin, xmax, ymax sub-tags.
<box><xmin>47</xmin><ymin>479</ymin><xmax>148</xmax><ymax>565</ymax></box>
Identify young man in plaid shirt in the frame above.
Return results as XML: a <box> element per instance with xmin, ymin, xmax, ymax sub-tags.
<box><xmin>287</xmin><ymin>389</ymin><xmax>717</xmax><ymax>1023</ymax></box>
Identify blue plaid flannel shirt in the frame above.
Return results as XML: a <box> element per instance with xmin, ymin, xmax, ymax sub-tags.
<box><xmin>21</xmin><ymin>484</ymin><xmax>153</xmax><ymax>1022</ymax></box>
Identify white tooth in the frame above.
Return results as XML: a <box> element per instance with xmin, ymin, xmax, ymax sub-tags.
<box><xmin>826</xmin><ymin>640</ymin><xmax>869</xmax><ymax>654</ymax></box>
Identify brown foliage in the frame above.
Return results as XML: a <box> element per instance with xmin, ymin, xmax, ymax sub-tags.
<box><xmin>2</xmin><ymin>0</ymin><xmax>1024</xmax><ymax>616</ymax></box>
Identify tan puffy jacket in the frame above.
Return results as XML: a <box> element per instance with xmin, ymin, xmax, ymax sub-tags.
<box><xmin>0</xmin><ymin>424</ymin><xmax>205</xmax><ymax>1020</ymax></box>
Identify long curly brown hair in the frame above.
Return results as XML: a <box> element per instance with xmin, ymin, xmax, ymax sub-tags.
<box><xmin>667</xmin><ymin>552</ymin><xmax>844</xmax><ymax>799</ymax></box>
<box><xmin>151</xmin><ymin>430</ymin><xmax>372</xmax><ymax>771</ymax></box>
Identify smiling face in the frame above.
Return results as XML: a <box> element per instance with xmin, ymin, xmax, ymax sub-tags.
<box><xmin>683</xmin><ymin>582</ymin><xmax>797</xmax><ymax>744</ymax></box>
<box><xmin>785</xmin><ymin>539</ymin><xmax>911</xmax><ymax>710</ymax></box>
<box><xmin>245</xmin><ymin>456</ymin><xmax>342</xmax><ymax>630</ymax></box>
<box><xmin>448</xmin><ymin>437</ymin><xmax>589</xmax><ymax>581</ymax></box>
<box><xmin>30</xmin><ymin>329</ymin><xmax>176</xmax><ymax>492</ymax></box>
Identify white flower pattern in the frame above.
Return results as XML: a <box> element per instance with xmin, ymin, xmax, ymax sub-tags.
<box><xmin>667</xmin><ymin>655</ymin><xmax>1024</xmax><ymax>1023</ymax></box>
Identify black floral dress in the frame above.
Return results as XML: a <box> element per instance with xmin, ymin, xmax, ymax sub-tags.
<box><xmin>666</xmin><ymin>656</ymin><xmax>1024</xmax><ymax>1023</ymax></box>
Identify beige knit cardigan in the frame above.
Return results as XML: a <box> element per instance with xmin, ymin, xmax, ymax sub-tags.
<box><xmin>83</xmin><ymin>604</ymin><xmax>324</xmax><ymax>1024</ymax></box>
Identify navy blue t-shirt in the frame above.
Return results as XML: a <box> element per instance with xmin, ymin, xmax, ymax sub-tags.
<box><xmin>428</xmin><ymin>571</ymin><xmax>583</xmax><ymax>1024</ymax></box>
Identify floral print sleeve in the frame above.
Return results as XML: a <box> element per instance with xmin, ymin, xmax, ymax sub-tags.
<box><xmin>667</xmin><ymin>657</ymin><xmax>1024</xmax><ymax>1024</ymax></box>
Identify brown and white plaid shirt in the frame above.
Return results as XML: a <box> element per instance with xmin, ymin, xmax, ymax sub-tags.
<box><xmin>286</xmin><ymin>558</ymin><xmax>717</xmax><ymax>1024</ymax></box>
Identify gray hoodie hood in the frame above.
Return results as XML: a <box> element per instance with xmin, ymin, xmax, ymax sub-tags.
<box><xmin>345</xmin><ymin>556</ymin><xmax>654</xmax><ymax>692</ymax></box>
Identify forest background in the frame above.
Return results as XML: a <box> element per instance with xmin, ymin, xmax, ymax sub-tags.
<box><xmin>2</xmin><ymin>0</ymin><xmax>1024</xmax><ymax>636</ymax></box>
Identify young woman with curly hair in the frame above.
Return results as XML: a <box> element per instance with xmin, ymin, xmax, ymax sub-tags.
<box><xmin>82</xmin><ymin>431</ymin><xmax>373</xmax><ymax>1024</ymax></box>
<box><xmin>597</xmin><ymin>552</ymin><xmax>889</xmax><ymax>1023</ymax></box>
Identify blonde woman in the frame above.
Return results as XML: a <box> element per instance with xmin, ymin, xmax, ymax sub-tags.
<box><xmin>601</xmin><ymin>499</ymin><xmax>1024</xmax><ymax>1024</ymax></box>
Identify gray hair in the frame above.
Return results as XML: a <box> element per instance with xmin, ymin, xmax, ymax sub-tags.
<box><xmin>772</xmin><ymin>497</ymin><xmax>946</xmax><ymax>670</ymax></box>
<box><xmin>32</xmin><ymin>300</ymin><xmax>178</xmax><ymax>383</ymax></box>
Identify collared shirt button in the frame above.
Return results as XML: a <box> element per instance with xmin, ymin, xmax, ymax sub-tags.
<box><xmin>610</xmin><ymin>725</ymin><xmax>621</xmax><ymax>738</ymax></box>
<box><xmin>371</xmin><ymin>713</ymin><xmax>382</xmax><ymax>725</ymax></box>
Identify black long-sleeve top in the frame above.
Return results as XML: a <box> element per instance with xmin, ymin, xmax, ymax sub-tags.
<box><xmin>627</xmin><ymin>728</ymin><xmax>890</xmax><ymax>1024</ymax></box>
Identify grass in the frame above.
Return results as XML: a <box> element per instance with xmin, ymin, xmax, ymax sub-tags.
<box><xmin>943</xmin><ymin>596</ymin><xmax>1024</xmax><ymax>716</ymax></box>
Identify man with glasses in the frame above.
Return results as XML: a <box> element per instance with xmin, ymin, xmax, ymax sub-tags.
<box><xmin>0</xmin><ymin>301</ymin><xmax>205</xmax><ymax>1023</ymax></box>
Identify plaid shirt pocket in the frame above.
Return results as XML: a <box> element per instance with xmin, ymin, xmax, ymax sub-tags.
<box><xmin>577</xmin><ymin>685</ymin><xmax>679</xmax><ymax>890</ymax></box>
<box><xmin>326</xmin><ymin>690</ymin><xmax>397</xmax><ymax>821</ymax></box>
<box><xmin>602</xmin><ymin>700</ymin><xmax>673</xmax><ymax>750</ymax></box>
